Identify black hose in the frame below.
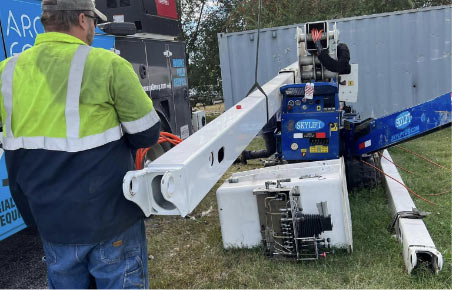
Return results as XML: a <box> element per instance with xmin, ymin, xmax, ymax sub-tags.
<box><xmin>241</xmin><ymin>131</ymin><xmax>276</xmax><ymax>162</ymax></box>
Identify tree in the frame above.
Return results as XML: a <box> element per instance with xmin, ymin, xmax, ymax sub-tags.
<box><xmin>177</xmin><ymin>0</ymin><xmax>243</xmax><ymax>105</ymax></box>
<box><xmin>227</xmin><ymin>0</ymin><xmax>452</xmax><ymax>31</ymax></box>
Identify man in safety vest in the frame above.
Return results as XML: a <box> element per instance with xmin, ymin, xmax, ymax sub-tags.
<box><xmin>0</xmin><ymin>0</ymin><xmax>160</xmax><ymax>288</ymax></box>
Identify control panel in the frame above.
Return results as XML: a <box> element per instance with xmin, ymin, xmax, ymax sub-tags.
<box><xmin>280</xmin><ymin>83</ymin><xmax>340</xmax><ymax>161</ymax></box>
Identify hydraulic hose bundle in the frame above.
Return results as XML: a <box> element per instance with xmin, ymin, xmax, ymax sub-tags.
<box><xmin>135</xmin><ymin>132</ymin><xmax>182</xmax><ymax>170</ymax></box>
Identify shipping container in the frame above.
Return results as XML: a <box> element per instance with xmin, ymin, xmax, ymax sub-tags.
<box><xmin>219</xmin><ymin>5</ymin><xmax>452</xmax><ymax>119</ymax></box>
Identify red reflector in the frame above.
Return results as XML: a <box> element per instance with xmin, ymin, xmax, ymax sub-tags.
<box><xmin>358</xmin><ymin>142</ymin><xmax>365</xmax><ymax>150</ymax></box>
<box><xmin>155</xmin><ymin>0</ymin><xmax>179</xmax><ymax>19</ymax></box>
<box><xmin>236</xmin><ymin>105</ymin><xmax>242</xmax><ymax>109</ymax></box>
<box><xmin>316</xmin><ymin>132</ymin><xmax>326</xmax><ymax>138</ymax></box>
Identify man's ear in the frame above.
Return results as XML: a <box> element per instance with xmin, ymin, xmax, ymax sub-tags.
<box><xmin>78</xmin><ymin>13</ymin><xmax>88</xmax><ymax>30</ymax></box>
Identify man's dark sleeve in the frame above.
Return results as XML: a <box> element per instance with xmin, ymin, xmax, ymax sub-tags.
<box><xmin>318</xmin><ymin>43</ymin><xmax>351</xmax><ymax>74</ymax></box>
<box><xmin>124</xmin><ymin>121</ymin><xmax>161</xmax><ymax>150</ymax></box>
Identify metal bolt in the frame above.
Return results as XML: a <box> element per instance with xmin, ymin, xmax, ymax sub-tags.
<box><xmin>228</xmin><ymin>178</ymin><xmax>239</xmax><ymax>183</ymax></box>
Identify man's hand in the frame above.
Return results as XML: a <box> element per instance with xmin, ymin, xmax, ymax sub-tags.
<box><xmin>311</xmin><ymin>29</ymin><xmax>324</xmax><ymax>54</ymax></box>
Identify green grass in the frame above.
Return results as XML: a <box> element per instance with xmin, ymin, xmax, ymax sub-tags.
<box><xmin>146</xmin><ymin>128</ymin><xmax>451</xmax><ymax>288</ymax></box>
<box><xmin>205</xmin><ymin>114</ymin><xmax>218</xmax><ymax>124</ymax></box>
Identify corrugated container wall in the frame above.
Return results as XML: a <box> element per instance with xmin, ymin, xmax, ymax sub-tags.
<box><xmin>218</xmin><ymin>6</ymin><xmax>452</xmax><ymax>119</ymax></box>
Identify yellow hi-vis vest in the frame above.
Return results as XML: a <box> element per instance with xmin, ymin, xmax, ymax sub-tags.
<box><xmin>0</xmin><ymin>32</ymin><xmax>159</xmax><ymax>152</ymax></box>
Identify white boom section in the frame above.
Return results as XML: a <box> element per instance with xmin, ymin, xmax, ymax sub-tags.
<box><xmin>381</xmin><ymin>150</ymin><xmax>443</xmax><ymax>274</ymax></box>
<box><xmin>123</xmin><ymin>62</ymin><xmax>300</xmax><ymax>217</ymax></box>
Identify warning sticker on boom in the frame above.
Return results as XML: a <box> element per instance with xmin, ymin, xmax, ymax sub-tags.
<box><xmin>180</xmin><ymin>125</ymin><xmax>189</xmax><ymax>139</ymax></box>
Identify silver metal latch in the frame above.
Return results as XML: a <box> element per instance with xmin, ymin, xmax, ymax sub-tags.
<box><xmin>163</xmin><ymin>50</ymin><xmax>173</xmax><ymax>58</ymax></box>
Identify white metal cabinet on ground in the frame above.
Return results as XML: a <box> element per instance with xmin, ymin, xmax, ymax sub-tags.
<box><xmin>191</xmin><ymin>110</ymin><xmax>206</xmax><ymax>132</ymax></box>
<box><xmin>216</xmin><ymin>158</ymin><xmax>353</xmax><ymax>250</ymax></box>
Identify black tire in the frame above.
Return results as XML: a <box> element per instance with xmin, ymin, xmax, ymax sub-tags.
<box><xmin>345</xmin><ymin>153</ymin><xmax>382</xmax><ymax>192</ymax></box>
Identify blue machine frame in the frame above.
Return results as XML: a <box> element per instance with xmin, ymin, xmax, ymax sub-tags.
<box><xmin>278</xmin><ymin>84</ymin><xmax>451</xmax><ymax>162</ymax></box>
<box><xmin>280</xmin><ymin>83</ymin><xmax>340</xmax><ymax>161</ymax></box>
<box><xmin>344</xmin><ymin>92</ymin><xmax>452</xmax><ymax>157</ymax></box>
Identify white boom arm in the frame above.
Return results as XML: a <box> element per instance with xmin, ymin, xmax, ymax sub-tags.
<box><xmin>123</xmin><ymin>62</ymin><xmax>300</xmax><ymax>216</ymax></box>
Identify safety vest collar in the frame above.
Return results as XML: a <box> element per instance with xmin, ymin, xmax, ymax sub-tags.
<box><xmin>35</xmin><ymin>32</ymin><xmax>87</xmax><ymax>46</ymax></box>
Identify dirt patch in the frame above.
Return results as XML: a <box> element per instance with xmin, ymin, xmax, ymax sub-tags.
<box><xmin>195</xmin><ymin>103</ymin><xmax>225</xmax><ymax>116</ymax></box>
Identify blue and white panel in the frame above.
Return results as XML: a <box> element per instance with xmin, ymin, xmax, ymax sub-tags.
<box><xmin>0</xmin><ymin>0</ymin><xmax>115</xmax><ymax>57</ymax></box>
<box><xmin>354</xmin><ymin>92</ymin><xmax>452</xmax><ymax>155</ymax></box>
<box><xmin>0</xmin><ymin>0</ymin><xmax>44</xmax><ymax>57</ymax></box>
<box><xmin>0</xmin><ymin>150</ymin><xmax>26</xmax><ymax>241</ymax></box>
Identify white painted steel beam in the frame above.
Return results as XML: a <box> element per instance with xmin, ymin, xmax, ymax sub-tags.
<box><xmin>123</xmin><ymin>62</ymin><xmax>300</xmax><ymax>217</ymax></box>
<box><xmin>380</xmin><ymin>150</ymin><xmax>443</xmax><ymax>274</ymax></box>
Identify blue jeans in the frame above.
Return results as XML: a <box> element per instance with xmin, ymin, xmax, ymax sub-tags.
<box><xmin>41</xmin><ymin>219</ymin><xmax>148</xmax><ymax>289</ymax></box>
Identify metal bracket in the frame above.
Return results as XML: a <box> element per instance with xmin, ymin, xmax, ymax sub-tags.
<box><xmin>388</xmin><ymin>208</ymin><xmax>429</xmax><ymax>234</ymax></box>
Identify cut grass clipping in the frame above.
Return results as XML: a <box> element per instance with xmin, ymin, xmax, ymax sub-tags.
<box><xmin>146</xmin><ymin>126</ymin><xmax>451</xmax><ymax>288</ymax></box>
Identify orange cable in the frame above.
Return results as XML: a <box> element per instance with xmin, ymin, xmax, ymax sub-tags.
<box><xmin>378</xmin><ymin>152</ymin><xmax>450</xmax><ymax>197</ymax></box>
<box><xmin>135</xmin><ymin>147</ymin><xmax>150</xmax><ymax>170</ymax></box>
<box><xmin>136</xmin><ymin>132</ymin><xmax>183</xmax><ymax>170</ymax></box>
<box><xmin>360</xmin><ymin>159</ymin><xmax>436</xmax><ymax>205</ymax></box>
<box><xmin>378</xmin><ymin>152</ymin><xmax>416</xmax><ymax>175</ymax></box>
<box><xmin>394</xmin><ymin>145</ymin><xmax>452</xmax><ymax>172</ymax></box>
<box><xmin>424</xmin><ymin>189</ymin><xmax>452</xmax><ymax>196</ymax></box>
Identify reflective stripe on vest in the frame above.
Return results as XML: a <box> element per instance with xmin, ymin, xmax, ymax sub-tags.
<box><xmin>121</xmin><ymin>109</ymin><xmax>160</xmax><ymax>134</ymax></box>
<box><xmin>66</xmin><ymin>45</ymin><xmax>91</xmax><ymax>139</ymax></box>
<box><xmin>1</xmin><ymin>45</ymin><xmax>124</xmax><ymax>152</ymax></box>
<box><xmin>1</xmin><ymin>54</ymin><xmax>18</xmax><ymax>139</ymax></box>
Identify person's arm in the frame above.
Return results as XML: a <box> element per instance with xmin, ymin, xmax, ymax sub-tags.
<box><xmin>317</xmin><ymin>48</ymin><xmax>351</xmax><ymax>74</ymax></box>
<box><xmin>311</xmin><ymin>30</ymin><xmax>351</xmax><ymax>74</ymax></box>
<box><xmin>110</xmin><ymin>56</ymin><xmax>161</xmax><ymax>149</ymax></box>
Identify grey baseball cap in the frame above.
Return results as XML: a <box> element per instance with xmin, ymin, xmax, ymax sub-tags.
<box><xmin>42</xmin><ymin>0</ymin><xmax>107</xmax><ymax>22</ymax></box>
